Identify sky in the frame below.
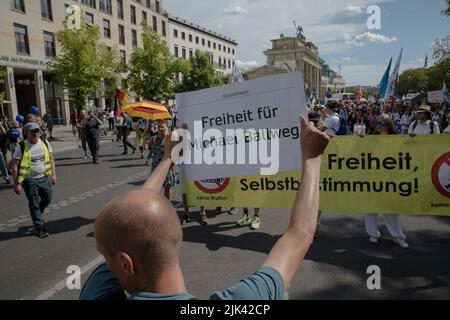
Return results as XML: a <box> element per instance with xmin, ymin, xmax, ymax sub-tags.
<box><xmin>165</xmin><ymin>0</ymin><xmax>449</xmax><ymax>86</ymax></box>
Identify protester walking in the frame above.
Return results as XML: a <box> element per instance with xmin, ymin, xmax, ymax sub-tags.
<box><xmin>11</xmin><ymin>122</ymin><xmax>56</xmax><ymax>238</ymax></box>
<box><xmin>121</xmin><ymin>113</ymin><xmax>136</xmax><ymax>155</ymax></box>
<box><xmin>85</xmin><ymin>111</ymin><xmax>103</xmax><ymax>164</ymax></box>
<box><xmin>364</xmin><ymin>114</ymin><xmax>409</xmax><ymax>249</ymax></box>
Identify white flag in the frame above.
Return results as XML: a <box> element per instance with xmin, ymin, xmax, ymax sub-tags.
<box><xmin>384</xmin><ymin>48</ymin><xmax>403</xmax><ymax>101</ymax></box>
<box><xmin>229</xmin><ymin>64</ymin><xmax>245</xmax><ymax>84</ymax></box>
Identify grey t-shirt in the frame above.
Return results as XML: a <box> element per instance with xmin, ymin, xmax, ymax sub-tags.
<box><xmin>80</xmin><ymin>263</ymin><xmax>285</xmax><ymax>300</ymax></box>
<box><xmin>13</xmin><ymin>140</ymin><xmax>53</xmax><ymax>179</ymax></box>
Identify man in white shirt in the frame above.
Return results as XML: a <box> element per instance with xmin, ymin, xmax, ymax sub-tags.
<box><xmin>321</xmin><ymin>103</ymin><xmax>342</xmax><ymax>135</ymax></box>
<box><xmin>408</xmin><ymin>105</ymin><xmax>440</xmax><ymax>135</ymax></box>
<box><xmin>11</xmin><ymin>122</ymin><xmax>57</xmax><ymax>238</ymax></box>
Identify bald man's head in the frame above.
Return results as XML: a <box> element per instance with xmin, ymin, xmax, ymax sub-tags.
<box><xmin>95</xmin><ymin>189</ymin><xmax>182</xmax><ymax>287</ymax></box>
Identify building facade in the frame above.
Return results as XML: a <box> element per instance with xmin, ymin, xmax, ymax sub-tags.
<box><xmin>321</xmin><ymin>64</ymin><xmax>346</xmax><ymax>95</ymax></box>
<box><xmin>244</xmin><ymin>35</ymin><xmax>324</xmax><ymax>100</ymax></box>
<box><xmin>0</xmin><ymin>0</ymin><xmax>237</xmax><ymax>123</ymax></box>
<box><xmin>0</xmin><ymin>0</ymin><xmax>169</xmax><ymax>122</ymax></box>
<box><xmin>167</xmin><ymin>14</ymin><xmax>237</xmax><ymax>77</ymax></box>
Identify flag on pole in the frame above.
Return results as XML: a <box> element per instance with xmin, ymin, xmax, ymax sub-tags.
<box><xmin>424</xmin><ymin>52</ymin><xmax>428</xmax><ymax>68</ymax></box>
<box><xmin>384</xmin><ymin>48</ymin><xmax>403</xmax><ymax>101</ymax></box>
<box><xmin>379</xmin><ymin>58</ymin><xmax>392</xmax><ymax>101</ymax></box>
<box><xmin>115</xmin><ymin>89</ymin><xmax>129</xmax><ymax>119</ymax></box>
<box><xmin>229</xmin><ymin>64</ymin><xmax>245</xmax><ymax>84</ymax></box>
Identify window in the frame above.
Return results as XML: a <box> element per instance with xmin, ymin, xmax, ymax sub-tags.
<box><xmin>99</xmin><ymin>0</ymin><xmax>112</xmax><ymax>15</ymax></box>
<box><xmin>118</xmin><ymin>24</ymin><xmax>125</xmax><ymax>44</ymax></box>
<box><xmin>228</xmin><ymin>59</ymin><xmax>231</xmax><ymax>69</ymax></box>
<box><xmin>173</xmin><ymin>29</ymin><xmax>178</xmax><ymax>38</ymax></box>
<box><xmin>81</xmin><ymin>0</ymin><xmax>96</xmax><ymax>8</ymax></box>
<box><xmin>130</xmin><ymin>5</ymin><xmax>136</xmax><ymax>24</ymax></box>
<box><xmin>155</xmin><ymin>0</ymin><xmax>160</xmax><ymax>13</ymax></box>
<box><xmin>213</xmin><ymin>42</ymin><xmax>216</xmax><ymax>49</ymax></box>
<box><xmin>120</xmin><ymin>50</ymin><xmax>126</xmax><ymax>65</ymax></box>
<box><xmin>174</xmin><ymin>45</ymin><xmax>179</xmax><ymax>58</ymax></box>
<box><xmin>117</xmin><ymin>0</ymin><xmax>123</xmax><ymax>19</ymax></box>
<box><xmin>182</xmin><ymin>47</ymin><xmax>186</xmax><ymax>59</ymax></box>
<box><xmin>132</xmin><ymin>29</ymin><xmax>137</xmax><ymax>47</ymax></box>
<box><xmin>181</xmin><ymin>32</ymin><xmax>185</xmax><ymax>40</ymax></box>
<box><xmin>195</xmin><ymin>36</ymin><xmax>199</xmax><ymax>44</ymax></box>
<box><xmin>146</xmin><ymin>0</ymin><xmax>151</xmax><ymax>9</ymax></box>
<box><xmin>232</xmin><ymin>61</ymin><xmax>235</xmax><ymax>67</ymax></box>
<box><xmin>152</xmin><ymin>16</ymin><xmax>157</xmax><ymax>32</ymax></box>
<box><xmin>189</xmin><ymin>49</ymin><xmax>193</xmax><ymax>59</ymax></box>
<box><xmin>189</xmin><ymin>34</ymin><xmax>192</xmax><ymax>42</ymax></box>
<box><xmin>12</xmin><ymin>0</ymin><xmax>25</xmax><ymax>12</ymax></box>
<box><xmin>208</xmin><ymin>40</ymin><xmax>211</xmax><ymax>48</ymax></box>
<box><xmin>103</xmin><ymin>19</ymin><xmax>111</xmax><ymax>38</ymax></box>
<box><xmin>85</xmin><ymin>12</ymin><xmax>94</xmax><ymax>25</ymax></box>
<box><xmin>223</xmin><ymin>45</ymin><xmax>226</xmax><ymax>52</ymax></box>
<box><xmin>228</xmin><ymin>47</ymin><xmax>231</xmax><ymax>54</ymax></box>
<box><xmin>223</xmin><ymin>58</ymin><xmax>227</xmax><ymax>68</ymax></box>
<box><xmin>218</xmin><ymin>44</ymin><xmax>221</xmax><ymax>51</ymax></box>
<box><xmin>219</xmin><ymin>57</ymin><xmax>222</xmax><ymax>66</ymax></box>
<box><xmin>41</xmin><ymin>0</ymin><xmax>53</xmax><ymax>20</ymax></box>
<box><xmin>44</xmin><ymin>31</ymin><xmax>55</xmax><ymax>58</ymax></box>
<box><xmin>232</xmin><ymin>49</ymin><xmax>235</xmax><ymax>55</ymax></box>
<box><xmin>142</xmin><ymin>11</ymin><xmax>147</xmax><ymax>22</ymax></box>
<box><xmin>161</xmin><ymin>20</ymin><xmax>166</xmax><ymax>37</ymax></box>
<box><xmin>14</xmin><ymin>24</ymin><xmax>29</xmax><ymax>54</ymax></box>
<box><xmin>202</xmin><ymin>38</ymin><xmax>205</xmax><ymax>46</ymax></box>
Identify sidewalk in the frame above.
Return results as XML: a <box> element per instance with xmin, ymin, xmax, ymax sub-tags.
<box><xmin>49</xmin><ymin>125</ymin><xmax>136</xmax><ymax>154</ymax></box>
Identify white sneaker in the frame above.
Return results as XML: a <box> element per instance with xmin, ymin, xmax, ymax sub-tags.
<box><xmin>229</xmin><ymin>208</ymin><xmax>239</xmax><ymax>215</ymax></box>
<box><xmin>369</xmin><ymin>237</ymin><xmax>379</xmax><ymax>244</ymax></box>
<box><xmin>393</xmin><ymin>237</ymin><xmax>409</xmax><ymax>249</ymax></box>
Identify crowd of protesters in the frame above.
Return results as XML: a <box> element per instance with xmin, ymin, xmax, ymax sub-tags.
<box><xmin>310</xmin><ymin>98</ymin><xmax>449</xmax><ymax>249</ymax></box>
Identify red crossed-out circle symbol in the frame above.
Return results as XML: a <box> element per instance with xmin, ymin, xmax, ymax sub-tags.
<box><xmin>431</xmin><ymin>152</ymin><xmax>450</xmax><ymax>199</ymax></box>
<box><xmin>194</xmin><ymin>178</ymin><xmax>230</xmax><ymax>194</ymax></box>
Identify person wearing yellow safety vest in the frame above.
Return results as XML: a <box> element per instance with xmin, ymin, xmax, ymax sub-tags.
<box><xmin>11</xmin><ymin>122</ymin><xmax>57</xmax><ymax>238</ymax></box>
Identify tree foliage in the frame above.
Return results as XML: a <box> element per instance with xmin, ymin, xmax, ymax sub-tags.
<box><xmin>397</xmin><ymin>68</ymin><xmax>428</xmax><ymax>96</ymax></box>
<box><xmin>178</xmin><ymin>50</ymin><xmax>223</xmax><ymax>92</ymax></box>
<box><xmin>127</xmin><ymin>23</ymin><xmax>190</xmax><ymax>102</ymax></box>
<box><xmin>50</xmin><ymin>15</ymin><xmax>118</xmax><ymax>111</ymax></box>
<box><xmin>397</xmin><ymin>58</ymin><xmax>450</xmax><ymax>94</ymax></box>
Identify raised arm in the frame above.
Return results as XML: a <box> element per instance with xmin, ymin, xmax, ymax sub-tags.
<box><xmin>142</xmin><ymin>126</ymin><xmax>179</xmax><ymax>193</ymax></box>
<box><xmin>263</xmin><ymin>117</ymin><xmax>330</xmax><ymax>291</ymax></box>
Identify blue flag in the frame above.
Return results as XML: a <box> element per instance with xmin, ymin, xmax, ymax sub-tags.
<box><xmin>379</xmin><ymin>58</ymin><xmax>392</xmax><ymax>100</ymax></box>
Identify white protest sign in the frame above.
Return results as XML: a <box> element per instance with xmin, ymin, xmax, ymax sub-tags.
<box><xmin>428</xmin><ymin>90</ymin><xmax>444</xmax><ymax>103</ymax></box>
<box><xmin>176</xmin><ymin>72</ymin><xmax>308</xmax><ymax>181</ymax></box>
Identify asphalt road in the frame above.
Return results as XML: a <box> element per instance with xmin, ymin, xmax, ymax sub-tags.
<box><xmin>0</xmin><ymin>141</ymin><xmax>449</xmax><ymax>300</ymax></box>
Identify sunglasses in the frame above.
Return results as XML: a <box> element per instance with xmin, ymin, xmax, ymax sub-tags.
<box><xmin>30</xmin><ymin>129</ymin><xmax>41</xmax><ymax>133</ymax></box>
<box><xmin>377</xmin><ymin>120</ymin><xmax>387</xmax><ymax>126</ymax></box>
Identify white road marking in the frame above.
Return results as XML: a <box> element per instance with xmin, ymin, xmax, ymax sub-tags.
<box><xmin>0</xmin><ymin>171</ymin><xmax>148</xmax><ymax>229</ymax></box>
<box><xmin>35</xmin><ymin>255</ymin><xmax>105</xmax><ymax>300</ymax></box>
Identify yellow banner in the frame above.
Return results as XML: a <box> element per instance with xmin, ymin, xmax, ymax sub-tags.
<box><xmin>185</xmin><ymin>135</ymin><xmax>450</xmax><ymax>216</ymax></box>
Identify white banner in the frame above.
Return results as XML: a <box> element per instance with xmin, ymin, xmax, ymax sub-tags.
<box><xmin>176</xmin><ymin>72</ymin><xmax>308</xmax><ymax>181</ymax></box>
<box><xmin>428</xmin><ymin>90</ymin><xmax>444</xmax><ymax>103</ymax></box>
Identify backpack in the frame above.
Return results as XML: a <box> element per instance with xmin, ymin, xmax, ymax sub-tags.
<box><xmin>412</xmin><ymin>121</ymin><xmax>434</xmax><ymax>134</ymax></box>
<box><xmin>335</xmin><ymin>114</ymin><xmax>348</xmax><ymax>136</ymax></box>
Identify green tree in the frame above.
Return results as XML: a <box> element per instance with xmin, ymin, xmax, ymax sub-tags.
<box><xmin>179</xmin><ymin>50</ymin><xmax>222</xmax><ymax>92</ymax></box>
<box><xmin>397</xmin><ymin>68</ymin><xmax>428</xmax><ymax>96</ymax></box>
<box><xmin>50</xmin><ymin>15</ymin><xmax>118</xmax><ymax>111</ymax></box>
<box><xmin>426</xmin><ymin>58</ymin><xmax>450</xmax><ymax>90</ymax></box>
<box><xmin>128</xmin><ymin>23</ymin><xmax>189</xmax><ymax>102</ymax></box>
